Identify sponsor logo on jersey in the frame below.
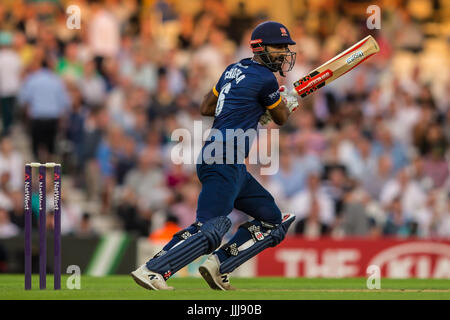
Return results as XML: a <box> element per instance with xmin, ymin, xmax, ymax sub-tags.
<box><xmin>225</xmin><ymin>67</ymin><xmax>246</xmax><ymax>84</ymax></box>
<box><xmin>269</xmin><ymin>90</ymin><xmax>280</xmax><ymax>100</ymax></box>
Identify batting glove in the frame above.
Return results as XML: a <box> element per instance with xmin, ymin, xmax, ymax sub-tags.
<box><xmin>279</xmin><ymin>85</ymin><xmax>299</xmax><ymax>113</ymax></box>
<box><xmin>259</xmin><ymin>86</ymin><xmax>300</xmax><ymax>126</ymax></box>
<box><xmin>259</xmin><ymin>110</ymin><xmax>272</xmax><ymax>125</ymax></box>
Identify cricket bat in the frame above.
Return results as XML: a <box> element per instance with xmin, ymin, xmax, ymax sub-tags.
<box><xmin>292</xmin><ymin>35</ymin><xmax>380</xmax><ymax>98</ymax></box>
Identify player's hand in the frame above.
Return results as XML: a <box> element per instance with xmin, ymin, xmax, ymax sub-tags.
<box><xmin>259</xmin><ymin>86</ymin><xmax>300</xmax><ymax>125</ymax></box>
<box><xmin>279</xmin><ymin>85</ymin><xmax>299</xmax><ymax>113</ymax></box>
<box><xmin>259</xmin><ymin>110</ymin><xmax>272</xmax><ymax>125</ymax></box>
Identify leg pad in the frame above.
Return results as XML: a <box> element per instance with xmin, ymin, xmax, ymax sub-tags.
<box><xmin>219</xmin><ymin>214</ymin><xmax>295</xmax><ymax>274</ymax></box>
<box><xmin>146</xmin><ymin>216</ymin><xmax>231</xmax><ymax>279</ymax></box>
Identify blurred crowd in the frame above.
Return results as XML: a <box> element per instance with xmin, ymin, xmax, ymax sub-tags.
<box><xmin>0</xmin><ymin>0</ymin><xmax>448</xmax><ymax>240</ymax></box>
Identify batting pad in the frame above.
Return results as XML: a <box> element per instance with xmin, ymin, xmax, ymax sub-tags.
<box><xmin>146</xmin><ymin>216</ymin><xmax>231</xmax><ymax>279</ymax></box>
<box><xmin>219</xmin><ymin>214</ymin><xmax>295</xmax><ymax>274</ymax></box>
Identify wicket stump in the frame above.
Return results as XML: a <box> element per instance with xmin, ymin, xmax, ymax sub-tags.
<box><xmin>24</xmin><ymin>162</ymin><xmax>62</xmax><ymax>290</ymax></box>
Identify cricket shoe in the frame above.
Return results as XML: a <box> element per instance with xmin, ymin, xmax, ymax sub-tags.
<box><xmin>130</xmin><ymin>264</ymin><xmax>174</xmax><ymax>291</ymax></box>
<box><xmin>199</xmin><ymin>254</ymin><xmax>235</xmax><ymax>291</ymax></box>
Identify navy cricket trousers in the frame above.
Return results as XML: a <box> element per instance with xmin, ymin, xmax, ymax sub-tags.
<box><xmin>196</xmin><ymin>163</ymin><xmax>282</xmax><ymax>225</ymax></box>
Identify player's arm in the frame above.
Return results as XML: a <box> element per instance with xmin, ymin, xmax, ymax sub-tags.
<box><xmin>200</xmin><ymin>88</ymin><xmax>218</xmax><ymax>117</ymax></box>
<box><xmin>267</xmin><ymin>99</ymin><xmax>290</xmax><ymax>125</ymax></box>
<box><xmin>260</xmin><ymin>79</ymin><xmax>298</xmax><ymax>126</ymax></box>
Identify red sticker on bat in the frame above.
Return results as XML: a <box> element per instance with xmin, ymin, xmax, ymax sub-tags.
<box><xmin>294</xmin><ymin>69</ymin><xmax>333</xmax><ymax>97</ymax></box>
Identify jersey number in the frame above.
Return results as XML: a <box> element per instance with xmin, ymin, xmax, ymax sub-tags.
<box><xmin>215</xmin><ymin>82</ymin><xmax>232</xmax><ymax>117</ymax></box>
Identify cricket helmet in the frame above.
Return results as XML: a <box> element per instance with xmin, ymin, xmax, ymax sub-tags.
<box><xmin>249</xmin><ymin>21</ymin><xmax>296</xmax><ymax>76</ymax></box>
<box><xmin>250</xmin><ymin>21</ymin><xmax>296</xmax><ymax>46</ymax></box>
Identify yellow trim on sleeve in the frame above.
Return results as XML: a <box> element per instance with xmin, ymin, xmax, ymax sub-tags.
<box><xmin>212</xmin><ymin>86</ymin><xmax>219</xmax><ymax>97</ymax></box>
<box><xmin>266</xmin><ymin>96</ymin><xmax>282</xmax><ymax>110</ymax></box>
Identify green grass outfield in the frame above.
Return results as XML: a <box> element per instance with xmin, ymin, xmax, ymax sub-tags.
<box><xmin>1</xmin><ymin>275</ymin><xmax>449</xmax><ymax>300</ymax></box>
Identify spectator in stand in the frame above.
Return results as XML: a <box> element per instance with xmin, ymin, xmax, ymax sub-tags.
<box><xmin>165</xmin><ymin>49</ymin><xmax>186</xmax><ymax>95</ymax></box>
<box><xmin>88</xmin><ymin>1</ymin><xmax>120</xmax><ymax>76</ymax></box>
<box><xmin>18</xmin><ymin>51</ymin><xmax>71</xmax><ymax>161</ymax></box>
<box><xmin>380</xmin><ymin>167</ymin><xmax>427</xmax><ymax>222</ymax></box>
<box><xmin>337</xmin><ymin>125</ymin><xmax>377</xmax><ymax>182</ymax></box>
<box><xmin>0</xmin><ymin>170</ymin><xmax>15</xmax><ymax>216</ymax></box>
<box><xmin>117</xmin><ymin>148</ymin><xmax>171</xmax><ymax>235</ymax></box>
<box><xmin>115</xmin><ymin>134</ymin><xmax>137</xmax><ymax>186</ymax></box>
<box><xmin>80</xmin><ymin>106</ymin><xmax>109</xmax><ymax>200</ymax></box>
<box><xmin>0</xmin><ymin>137</ymin><xmax>23</xmax><ymax>229</ymax></box>
<box><xmin>75</xmin><ymin>213</ymin><xmax>97</xmax><ymax>238</ymax></box>
<box><xmin>321</xmin><ymin>135</ymin><xmax>346</xmax><ymax>174</ymax></box>
<box><xmin>386</xmin><ymin>92</ymin><xmax>420</xmax><ymax>146</ymax></box>
<box><xmin>337</xmin><ymin>122</ymin><xmax>363</xmax><ymax>177</ymax></box>
<box><xmin>78</xmin><ymin>59</ymin><xmax>107</xmax><ymax>108</ymax></box>
<box><xmin>292</xmin><ymin>110</ymin><xmax>327</xmax><ymax>156</ymax></box>
<box><xmin>12</xmin><ymin>31</ymin><xmax>33</xmax><ymax>71</ymax></box>
<box><xmin>120</xmin><ymin>44</ymin><xmax>158</xmax><ymax>93</ymax></box>
<box><xmin>63</xmin><ymin>85</ymin><xmax>87</xmax><ymax>175</ymax></box>
<box><xmin>436</xmin><ymin>194</ymin><xmax>450</xmax><ymax>237</ymax></box>
<box><xmin>96</xmin><ymin>125</ymin><xmax>128</xmax><ymax>213</ymax></box>
<box><xmin>412</xmin><ymin>104</ymin><xmax>437</xmax><ymax>153</ymax></box>
<box><xmin>409</xmin><ymin>156</ymin><xmax>434</xmax><ymax>191</ymax></box>
<box><xmin>147</xmin><ymin>71</ymin><xmax>176</xmax><ymax>121</ymax></box>
<box><xmin>383</xmin><ymin>196</ymin><xmax>418</xmax><ymax>237</ymax></box>
<box><xmin>294</xmin><ymin>194</ymin><xmax>330</xmax><ymax>238</ymax></box>
<box><xmin>166</xmin><ymin>163</ymin><xmax>190</xmax><ymax>189</ymax></box>
<box><xmin>170</xmin><ymin>182</ymin><xmax>199</xmax><ymax>229</ymax></box>
<box><xmin>361</xmin><ymin>154</ymin><xmax>394</xmax><ymax>200</ymax></box>
<box><xmin>322</xmin><ymin>165</ymin><xmax>351</xmax><ymax>218</ymax></box>
<box><xmin>289</xmin><ymin>173</ymin><xmax>335</xmax><ymax>237</ymax></box>
<box><xmin>0</xmin><ymin>31</ymin><xmax>22</xmax><ymax>136</ymax></box>
<box><xmin>192</xmin><ymin>27</ymin><xmax>231</xmax><ymax>86</ymax></box>
<box><xmin>270</xmin><ymin>134</ymin><xmax>321</xmax><ymax>200</ymax></box>
<box><xmin>177</xmin><ymin>13</ymin><xmax>194</xmax><ymax>50</ymax></box>
<box><xmin>126</xmin><ymin>105</ymin><xmax>149</xmax><ymax>150</ymax></box>
<box><xmin>415</xmin><ymin>190</ymin><xmax>448</xmax><ymax>237</ymax></box>
<box><xmin>353</xmin><ymin>136</ymin><xmax>378</xmax><ymax>181</ymax></box>
<box><xmin>421</xmin><ymin>123</ymin><xmax>449</xmax><ymax>188</ymax></box>
<box><xmin>372</xmin><ymin>125</ymin><xmax>409</xmax><ymax>173</ymax></box>
<box><xmin>35</xmin><ymin>24</ymin><xmax>60</xmax><ymax>68</ymax></box>
<box><xmin>0</xmin><ymin>136</ymin><xmax>24</xmax><ymax>192</ymax></box>
<box><xmin>341</xmin><ymin>186</ymin><xmax>374</xmax><ymax>237</ymax></box>
<box><xmin>271</xmin><ymin>147</ymin><xmax>307</xmax><ymax>199</ymax></box>
<box><xmin>0</xmin><ymin>207</ymin><xmax>19</xmax><ymax>239</ymax></box>
<box><xmin>251</xmin><ymin>165</ymin><xmax>288</xmax><ymax>213</ymax></box>
<box><xmin>443</xmin><ymin>109</ymin><xmax>450</xmax><ymax>144</ymax></box>
<box><xmin>56</xmin><ymin>41</ymin><xmax>83</xmax><ymax>83</ymax></box>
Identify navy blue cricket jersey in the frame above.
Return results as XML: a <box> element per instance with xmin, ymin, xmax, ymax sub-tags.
<box><xmin>201</xmin><ymin>58</ymin><xmax>281</xmax><ymax>164</ymax></box>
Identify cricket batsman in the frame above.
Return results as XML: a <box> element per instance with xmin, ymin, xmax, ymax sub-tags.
<box><xmin>131</xmin><ymin>21</ymin><xmax>299</xmax><ymax>290</ymax></box>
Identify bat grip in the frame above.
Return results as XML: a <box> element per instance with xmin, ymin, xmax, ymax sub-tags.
<box><xmin>290</xmin><ymin>88</ymin><xmax>300</xmax><ymax>98</ymax></box>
